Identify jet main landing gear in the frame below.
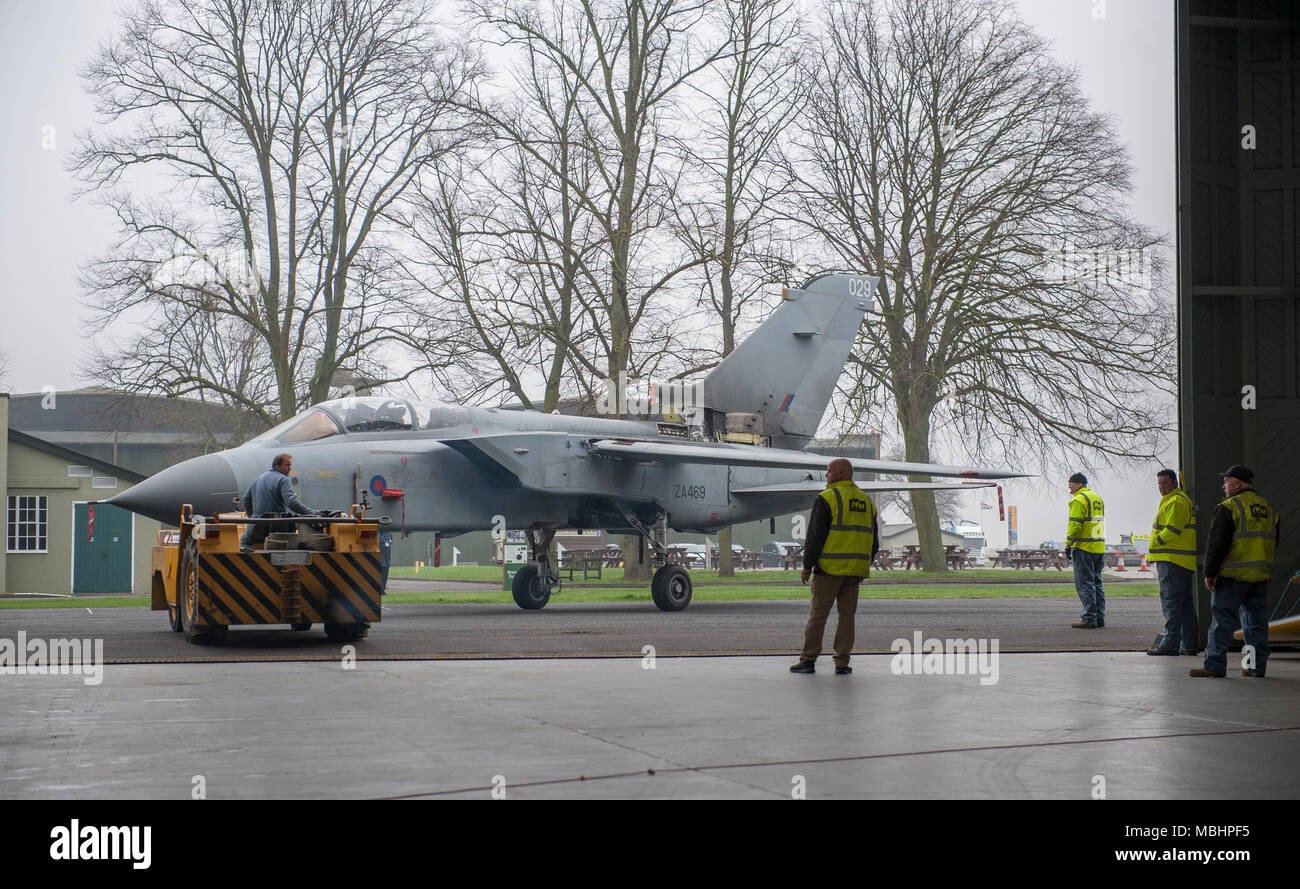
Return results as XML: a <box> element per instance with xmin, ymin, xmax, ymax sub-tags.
<box><xmin>617</xmin><ymin>506</ymin><xmax>693</xmax><ymax>612</ymax></box>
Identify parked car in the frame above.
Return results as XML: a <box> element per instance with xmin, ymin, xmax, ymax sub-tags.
<box><xmin>1105</xmin><ymin>543</ymin><xmax>1142</xmax><ymax>568</ymax></box>
<box><xmin>1037</xmin><ymin>540</ymin><xmax>1066</xmax><ymax>551</ymax></box>
<box><xmin>760</xmin><ymin>541</ymin><xmax>802</xmax><ymax>568</ymax></box>
<box><xmin>709</xmin><ymin>543</ymin><xmax>746</xmax><ymax>556</ymax></box>
<box><xmin>671</xmin><ymin>543</ymin><xmax>708</xmax><ymax>568</ymax></box>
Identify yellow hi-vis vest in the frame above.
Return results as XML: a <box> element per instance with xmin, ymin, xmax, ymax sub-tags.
<box><xmin>817</xmin><ymin>480</ymin><xmax>876</xmax><ymax>577</ymax></box>
<box><xmin>1148</xmin><ymin>488</ymin><xmax>1197</xmax><ymax>571</ymax></box>
<box><xmin>1219</xmin><ymin>489</ymin><xmax>1277</xmax><ymax>582</ymax></box>
<box><xmin>1066</xmin><ymin>487</ymin><xmax>1105</xmax><ymax>554</ymax></box>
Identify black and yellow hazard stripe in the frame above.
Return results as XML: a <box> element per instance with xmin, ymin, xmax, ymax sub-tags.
<box><xmin>303</xmin><ymin>552</ymin><xmax>383</xmax><ymax>622</ymax></box>
<box><xmin>197</xmin><ymin>553</ymin><xmax>281</xmax><ymax>624</ymax></box>
<box><xmin>192</xmin><ymin>550</ymin><xmax>382</xmax><ymax>626</ymax></box>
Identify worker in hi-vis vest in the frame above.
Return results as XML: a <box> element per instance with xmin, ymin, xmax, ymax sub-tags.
<box><xmin>1064</xmin><ymin>472</ymin><xmax>1106</xmax><ymax>628</ymax></box>
<box><xmin>790</xmin><ymin>458</ymin><xmax>879</xmax><ymax>675</ymax></box>
<box><xmin>1191</xmin><ymin>465</ymin><xmax>1279</xmax><ymax>678</ymax></box>
<box><xmin>1146</xmin><ymin>468</ymin><xmax>1198</xmax><ymax>656</ymax></box>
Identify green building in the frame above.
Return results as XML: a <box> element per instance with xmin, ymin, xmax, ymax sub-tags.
<box><xmin>2</xmin><ymin>393</ymin><xmax>161</xmax><ymax>596</ymax></box>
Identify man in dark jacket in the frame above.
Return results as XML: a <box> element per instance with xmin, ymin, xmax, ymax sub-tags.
<box><xmin>1191</xmin><ymin>465</ymin><xmax>1279</xmax><ymax>678</ymax></box>
<box><xmin>790</xmin><ymin>458</ymin><xmax>880</xmax><ymax>675</ymax></box>
<box><xmin>239</xmin><ymin>453</ymin><xmax>317</xmax><ymax>550</ymax></box>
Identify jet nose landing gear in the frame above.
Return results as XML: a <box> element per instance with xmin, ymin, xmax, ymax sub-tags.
<box><xmin>512</xmin><ymin>528</ymin><xmax>561</xmax><ymax>610</ymax></box>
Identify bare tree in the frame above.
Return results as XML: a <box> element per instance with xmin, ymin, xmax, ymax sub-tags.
<box><xmin>678</xmin><ymin>0</ymin><xmax>801</xmax><ymax>356</ymax></box>
<box><xmin>73</xmin><ymin>0</ymin><xmax>485</xmax><ymax>424</ymax></box>
<box><xmin>792</xmin><ymin>0</ymin><xmax>1171</xmax><ymax>571</ymax></box>
<box><xmin>465</xmin><ymin>0</ymin><xmax>725</xmax><ymax>384</ymax></box>
<box><xmin>672</xmin><ymin>0</ymin><xmax>803</xmax><ymax>574</ymax></box>
<box><xmin>875</xmin><ymin>450</ymin><xmax>963</xmax><ymax>525</ymax></box>
<box><xmin>401</xmin><ymin>35</ymin><xmax>610</xmax><ymax>412</ymax></box>
<box><xmin>464</xmin><ymin>0</ymin><xmax>731</xmax><ymax>576</ymax></box>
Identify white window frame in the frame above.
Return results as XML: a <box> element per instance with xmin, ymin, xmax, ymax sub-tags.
<box><xmin>7</xmin><ymin>494</ymin><xmax>49</xmax><ymax>554</ymax></box>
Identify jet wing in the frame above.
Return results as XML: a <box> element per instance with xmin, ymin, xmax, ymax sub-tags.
<box><xmin>588</xmin><ymin>438</ymin><xmax>1025</xmax><ymax>480</ymax></box>
<box><xmin>732</xmin><ymin>480</ymin><xmax>998</xmax><ymax>495</ymax></box>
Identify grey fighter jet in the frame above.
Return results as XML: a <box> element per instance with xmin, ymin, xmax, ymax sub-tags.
<box><xmin>108</xmin><ymin>273</ymin><xmax>1024</xmax><ymax>611</ymax></box>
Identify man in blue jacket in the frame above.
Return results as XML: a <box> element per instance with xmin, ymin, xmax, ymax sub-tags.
<box><xmin>239</xmin><ymin>453</ymin><xmax>317</xmax><ymax>550</ymax></box>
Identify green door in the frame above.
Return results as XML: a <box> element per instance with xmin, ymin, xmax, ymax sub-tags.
<box><xmin>73</xmin><ymin>502</ymin><xmax>133</xmax><ymax>594</ymax></box>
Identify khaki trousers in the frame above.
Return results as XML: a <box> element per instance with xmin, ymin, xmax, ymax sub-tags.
<box><xmin>799</xmin><ymin>572</ymin><xmax>863</xmax><ymax>667</ymax></box>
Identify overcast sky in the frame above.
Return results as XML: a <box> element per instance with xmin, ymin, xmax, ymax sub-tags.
<box><xmin>0</xmin><ymin>0</ymin><xmax>1176</xmax><ymax>546</ymax></box>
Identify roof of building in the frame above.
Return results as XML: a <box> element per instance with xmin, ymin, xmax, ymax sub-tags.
<box><xmin>6</xmin><ymin>387</ymin><xmax>253</xmax><ymax>438</ymax></box>
<box><xmin>7</xmin><ymin>427</ymin><xmax>148</xmax><ymax>483</ymax></box>
<box><xmin>880</xmin><ymin>522</ymin><xmax>964</xmax><ymax>541</ymax></box>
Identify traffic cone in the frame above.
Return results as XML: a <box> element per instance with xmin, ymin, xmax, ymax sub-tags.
<box><xmin>1139</xmin><ymin>554</ymin><xmax>1149</xmax><ymax>572</ymax></box>
<box><xmin>1116</xmin><ymin>556</ymin><xmax>1126</xmax><ymax>571</ymax></box>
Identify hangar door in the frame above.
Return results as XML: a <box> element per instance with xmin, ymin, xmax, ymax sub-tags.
<box><xmin>1178</xmin><ymin>0</ymin><xmax>1300</xmax><ymax>626</ymax></box>
<box><xmin>73</xmin><ymin>502</ymin><xmax>133</xmax><ymax>594</ymax></box>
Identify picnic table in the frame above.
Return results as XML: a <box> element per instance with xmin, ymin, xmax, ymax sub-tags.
<box><xmin>944</xmin><ymin>544</ymin><xmax>976</xmax><ymax>569</ymax></box>
<box><xmin>665</xmin><ymin>545</ymin><xmax>701</xmax><ymax>568</ymax></box>
<box><xmin>709</xmin><ymin>549</ymin><xmax>765</xmax><ymax>570</ymax></box>
<box><xmin>556</xmin><ymin>551</ymin><xmax>604</xmax><ymax>580</ymax></box>
<box><xmin>990</xmin><ymin>547</ymin><xmax>1069</xmax><ymax>571</ymax></box>
<box><xmin>897</xmin><ymin>545</ymin><xmax>925</xmax><ymax>570</ymax></box>
<box><xmin>872</xmin><ymin>545</ymin><xmax>974</xmax><ymax>570</ymax></box>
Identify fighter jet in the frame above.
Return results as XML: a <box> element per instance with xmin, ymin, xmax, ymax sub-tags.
<box><xmin>108</xmin><ymin>273</ymin><xmax>1025</xmax><ymax>611</ymax></box>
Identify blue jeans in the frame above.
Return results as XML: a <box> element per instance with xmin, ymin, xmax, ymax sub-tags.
<box><xmin>1204</xmin><ymin>578</ymin><xmax>1270</xmax><ymax>673</ymax></box>
<box><xmin>1155</xmin><ymin>561</ymin><xmax>1196</xmax><ymax>651</ymax></box>
<box><xmin>1072</xmin><ymin>550</ymin><xmax>1105</xmax><ymax>624</ymax></box>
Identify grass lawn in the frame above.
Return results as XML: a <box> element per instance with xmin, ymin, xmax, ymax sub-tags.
<box><xmin>0</xmin><ymin>597</ymin><xmax>150</xmax><ymax>609</ymax></box>
<box><xmin>0</xmin><ymin>582</ymin><xmax>1157</xmax><ymax>608</ymax></box>
<box><xmin>388</xmin><ymin>565</ymin><xmax>1102</xmax><ymax>585</ymax></box>
<box><xmin>382</xmin><ymin>582</ymin><xmax>1157</xmax><ymax>605</ymax></box>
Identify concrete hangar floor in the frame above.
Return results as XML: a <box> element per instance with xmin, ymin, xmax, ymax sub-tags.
<box><xmin>2</xmin><ymin>597</ymin><xmax>1296</xmax><ymax>799</ymax></box>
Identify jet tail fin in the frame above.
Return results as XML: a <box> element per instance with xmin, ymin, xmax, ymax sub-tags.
<box><xmin>703</xmin><ymin>273</ymin><xmax>876</xmax><ymax>449</ymax></box>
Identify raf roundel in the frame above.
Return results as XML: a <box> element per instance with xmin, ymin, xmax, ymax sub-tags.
<box><xmin>369</xmin><ymin>475</ymin><xmax>387</xmax><ymax>497</ymax></box>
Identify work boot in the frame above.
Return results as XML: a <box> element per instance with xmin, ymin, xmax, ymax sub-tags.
<box><xmin>1071</xmin><ymin>620</ymin><xmax>1098</xmax><ymax>629</ymax></box>
<box><xmin>1189</xmin><ymin>668</ymin><xmax>1226</xmax><ymax>677</ymax></box>
<box><xmin>1241</xmin><ymin>668</ymin><xmax>1266</xmax><ymax>678</ymax></box>
<box><xmin>1146</xmin><ymin>635</ymin><xmax>1179</xmax><ymax>656</ymax></box>
<box><xmin>1179</xmin><ymin>649</ymin><xmax>1198</xmax><ymax>656</ymax></box>
<box><xmin>835</xmin><ymin>666</ymin><xmax>852</xmax><ymax>675</ymax></box>
<box><xmin>789</xmin><ymin>661</ymin><xmax>815</xmax><ymax>674</ymax></box>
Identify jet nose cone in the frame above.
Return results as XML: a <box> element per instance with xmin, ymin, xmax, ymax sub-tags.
<box><xmin>106</xmin><ymin>453</ymin><xmax>240</xmax><ymax>524</ymax></box>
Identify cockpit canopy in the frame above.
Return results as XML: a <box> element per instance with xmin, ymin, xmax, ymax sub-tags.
<box><xmin>246</xmin><ymin>397</ymin><xmax>480</xmax><ymax>446</ymax></box>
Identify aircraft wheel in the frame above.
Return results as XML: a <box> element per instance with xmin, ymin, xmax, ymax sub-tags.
<box><xmin>511</xmin><ymin>564</ymin><xmax>551</xmax><ymax>610</ymax></box>
<box><xmin>651</xmin><ymin>565</ymin><xmax>693</xmax><ymax>612</ymax></box>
